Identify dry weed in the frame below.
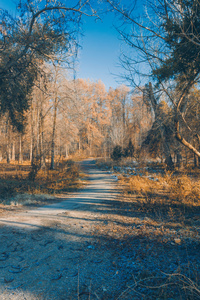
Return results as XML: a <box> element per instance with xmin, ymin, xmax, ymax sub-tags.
<box><xmin>116</xmin><ymin>272</ymin><xmax>200</xmax><ymax>300</ymax></box>
<box><xmin>0</xmin><ymin>160</ymin><xmax>81</xmax><ymax>205</ymax></box>
<box><xmin>167</xmin><ymin>175</ymin><xmax>200</xmax><ymax>205</ymax></box>
<box><xmin>125</xmin><ymin>175</ymin><xmax>160</xmax><ymax>195</ymax></box>
<box><xmin>124</xmin><ymin>173</ymin><xmax>200</xmax><ymax>207</ymax></box>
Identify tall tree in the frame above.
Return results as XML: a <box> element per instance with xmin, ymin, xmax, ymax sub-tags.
<box><xmin>0</xmin><ymin>0</ymin><xmax>97</xmax><ymax>131</ymax></box>
<box><xmin>107</xmin><ymin>0</ymin><xmax>200</xmax><ymax>166</ymax></box>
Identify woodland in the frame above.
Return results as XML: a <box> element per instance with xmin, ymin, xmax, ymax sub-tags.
<box><xmin>0</xmin><ymin>0</ymin><xmax>200</xmax><ymax>171</ymax></box>
<box><xmin>0</xmin><ymin>0</ymin><xmax>200</xmax><ymax>299</ymax></box>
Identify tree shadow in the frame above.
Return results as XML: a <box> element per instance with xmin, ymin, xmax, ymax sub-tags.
<box><xmin>0</xmin><ymin>160</ymin><xmax>199</xmax><ymax>299</ymax></box>
<box><xmin>0</xmin><ymin>215</ymin><xmax>199</xmax><ymax>300</ymax></box>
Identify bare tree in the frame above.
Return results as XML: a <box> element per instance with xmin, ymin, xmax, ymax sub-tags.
<box><xmin>107</xmin><ymin>0</ymin><xmax>200</xmax><ymax>167</ymax></box>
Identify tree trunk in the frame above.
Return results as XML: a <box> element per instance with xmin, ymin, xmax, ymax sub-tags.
<box><xmin>30</xmin><ymin>140</ymin><xmax>33</xmax><ymax>164</ymax></box>
<box><xmin>6</xmin><ymin>118</ymin><xmax>11</xmax><ymax>164</ymax></box>
<box><xmin>7</xmin><ymin>145</ymin><xmax>11</xmax><ymax>164</ymax></box>
<box><xmin>163</xmin><ymin>139</ymin><xmax>174</xmax><ymax>170</ymax></box>
<box><xmin>185</xmin><ymin>149</ymin><xmax>188</xmax><ymax>167</ymax></box>
<box><xmin>30</xmin><ymin>100</ymin><xmax>34</xmax><ymax>164</ymax></box>
<box><xmin>65</xmin><ymin>143</ymin><xmax>68</xmax><ymax>159</ymax></box>
<box><xmin>12</xmin><ymin>142</ymin><xmax>15</xmax><ymax>161</ymax></box>
<box><xmin>39</xmin><ymin>111</ymin><xmax>46</xmax><ymax>169</ymax></box>
<box><xmin>176</xmin><ymin>151</ymin><xmax>183</xmax><ymax>169</ymax></box>
<box><xmin>50</xmin><ymin>101</ymin><xmax>57</xmax><ymax>170</ymax></box>
<box><xmin>175</xmin><ymin>119</ymin><xmax>200</xmax><ymax>158</ymax></box>
<box><xmin>78</xmin><ymin>137</ymin><xmax>81</xmax><ymax>152</ymax></box>
<box><xmin>194</xmin><ymin>154</ymin><xmax>198</xmax><ymax>168</ymax></box>
<box><xmin>36</xmin><ymin>105</ymin><xmax>39</xmax><ymax>160</ymax></box>
<box><xmin>122</xmin><ymin>96</ymin><xmax>126</xmax><ymax>149</ymax></box>
<box><xmin>19</xmin><ymin>134</ymin><xmax>23</xmax><ymax>164</ymax></box>
<box><xmin>147</xmin><ymin>82</ymin><xmax>174</xmax><ymax>170</ymax></box>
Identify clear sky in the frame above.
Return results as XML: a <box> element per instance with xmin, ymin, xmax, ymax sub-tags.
<box><xmin>0</xmin><ymin>0</ymin><xmax>132</xmax><ymax>89</ymax></box>
<box><xmin>78</xmin><ymin>12</ymin><xmax>125</xmax><ymax>89</ymax></box>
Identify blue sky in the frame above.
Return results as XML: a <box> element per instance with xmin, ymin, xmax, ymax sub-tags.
<box><xmin>0</xmin><ymin>0</ymin><xmax>133</xmax><ymax>89</ymax></box>
<box><xmin>79</xmin><ymin>13</ymin><xmax>125</xmax><ymax>89</ymax></box>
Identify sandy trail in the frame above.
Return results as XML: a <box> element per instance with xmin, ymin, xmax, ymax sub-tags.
<box><xmin>0</xmin><ymin>160</ymin><xmax>121</xmax><ymax>300</ymax></box>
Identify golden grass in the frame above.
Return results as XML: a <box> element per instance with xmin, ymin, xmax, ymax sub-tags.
<box><xmin>124</xmin><ymin>173</ymin><xmax>200</xmax><ymax>207</ymax></box>
<box><xmin>0</xmin><ymin>160</ymin><xmax>82</xmax><ymax>204</ymax></box>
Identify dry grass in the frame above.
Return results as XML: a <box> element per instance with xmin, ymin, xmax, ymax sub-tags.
<box><xmin>0</xmin><ymin>159</ymin><xmax>82</xmax><ymax>205</ymax></box>
<box><xmin>115</xmin><ymin>171</ymin><xmax>200</xmax><ymax>299</ymax></box>
<box><xmin>96</xmin><ymin>158</ymin><xmax>200</xmax><ymax>241</ymax></box>
<box><xmin>94</xmin><ymin>159</ymin><xmax>200</xmax><ymax>299</ymax></box>
<box><xmin>124</xmin><ymin>173</ymin><xmax>200</xmax><ymax>207</ymax></box>
<box><xmin>120</xmin><ymin>173</ymin><xmax>200</xmax><ymax>239</ymax></box>
<box><xmin>116</xmin><ymin>272</ymin><xmax>200</xmax><ymax>300</ymax></box>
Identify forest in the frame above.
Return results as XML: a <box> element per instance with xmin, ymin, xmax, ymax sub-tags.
<box><xmin>1</xmin><ymin>0</ymin><xmax>200</xmax><ymax>171</ymax></box>
<box><xmin>0</xmin><ymin>0</ymin><xmax>200</xmax><ymax>299</ymax></box>
<box><xmin>0</xmin><ymin>74</ymin><xmax>151</xmax><ymax>168</ymax></box>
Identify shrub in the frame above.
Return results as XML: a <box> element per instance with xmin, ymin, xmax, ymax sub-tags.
<box><xmin>111</xmin><ymin>145</ymin><xmax>123</xmax><ymax>161</ymax></box>
<box><xmin>124</xmin><ymin>139</ymin><xmax>135</xmax><ymax>158</ymax></box>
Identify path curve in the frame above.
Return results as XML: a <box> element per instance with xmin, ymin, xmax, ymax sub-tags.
<box><xmin>0</xmin><ymin>160</ymin><xmax>117</xmax><ymax>230</ymax></box>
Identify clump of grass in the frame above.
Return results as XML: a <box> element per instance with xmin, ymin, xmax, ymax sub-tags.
<box><xmin>124</xmin><ymin>173</ymin><xmax>200</xmax><ymax>207</ymax></box>
<box><xmin>125</xmin><ymin>175</ymin><xmax>160</xmax><ymax>195</ymax></box>
<box><xmin>121</xmin><ymin>172</ymin><xmax>200</xmax><ymax>228</ymax></box>
<box><xmin>36</xmin><ymin>161</ymin><xmax>80</xmax><ymax>193</ymax></box>
<box><xmin>167</xmin><ymin>175</ymin><xmax>200</xmax><ymax>205</ymax></box>
<box><xmin>2</xmin><ymin>193</ymin><xmax>55</xmax><ymax>206</ymax></box>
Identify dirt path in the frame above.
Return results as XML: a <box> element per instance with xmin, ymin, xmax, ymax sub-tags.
<box><xmin>0</xmin><ymin>160</ymin><xmax>122</xmax><ymax>300</ymax></box>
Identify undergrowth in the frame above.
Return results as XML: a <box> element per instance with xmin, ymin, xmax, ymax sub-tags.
<box><xmin>96</xmin><ymin>159</ymin><xmax>200</xmax><ymax>299</ymax></box>
<box><xmin>120</xmin><ymin>172</ymin><xmax>200</xmax><ymax>299</ymax></box>
<box><xmin>117</xmin><ymin>272</ymin><xmax>200</xmax><ymax>300</ymax></box>
<box><xmin>124</xmin><ymin>173</ymin><xmax>200</xmax><ymax>209</ymax></box>
<box><xmin>0</xmin><ymin>159</ymin><xmax>82</xmax><ymax>205</ymax></box>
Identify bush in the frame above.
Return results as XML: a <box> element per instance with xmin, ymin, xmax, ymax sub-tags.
<box><xmin>111</xmin><ymin>145</ymin><xmax>123</xmax><ymax>161</ymax></box>
<box><xmin>124</xmin><ymin>139</ymin><xmax>135</xmax><ymax>158</ymax></box>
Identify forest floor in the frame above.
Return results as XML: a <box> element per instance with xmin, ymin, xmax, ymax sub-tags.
<box><xmin>0</xmin><ymin>159</ymin><xmax>199</xmax><ymax>299</ymax></box>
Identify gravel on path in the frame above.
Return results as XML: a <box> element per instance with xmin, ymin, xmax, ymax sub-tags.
<box><xmin>0</xmin><ymin>159</ymin><xmax>122</xmax><ymax>300</ymax></box>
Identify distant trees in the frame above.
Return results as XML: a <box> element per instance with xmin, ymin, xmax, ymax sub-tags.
<box><xmin>107</xmin><ymin>85</ymin><xmax>130</xmax><ymax>148</ymax></box>
<box><xmin>107</xmin><ymin>85</ymin><xmax>152</xmax><ymax>153</ymax></box>
<box><xmin>0</xmin><ymin>64</ymin><xmax>153</xmax><ymax>165</ymax></box>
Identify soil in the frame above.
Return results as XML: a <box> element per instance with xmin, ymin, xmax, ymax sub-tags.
<box><xmin>0</xmin><ymin>159</ymin><xmax>199</xmax><ymax>299</ymax></box>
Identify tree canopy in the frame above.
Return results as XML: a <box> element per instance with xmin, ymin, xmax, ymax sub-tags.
<box><xmin>153</xmin><ymin>0</ymin><xmax>200</xmax><ymax>88</ymax></box>
<box><xmin>0</xmin><ymin>0</ymin><xmax>97</xmax><ymax>131</ymax></box>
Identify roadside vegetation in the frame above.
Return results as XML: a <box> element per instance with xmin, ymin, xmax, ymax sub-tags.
<box><xmin>96</xmin><ymin>157</ymin><xmax>200</xmax><ymax>299</ymax></box>
<box><xmin>98</xmin><ymin>156</ymin><xmax>200</xmax><ymax>242</ymax></box>
<box><xmin>0</xmin><ymin>158</ymin><xmax>82</xmax><ymax>207</ymax></box>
